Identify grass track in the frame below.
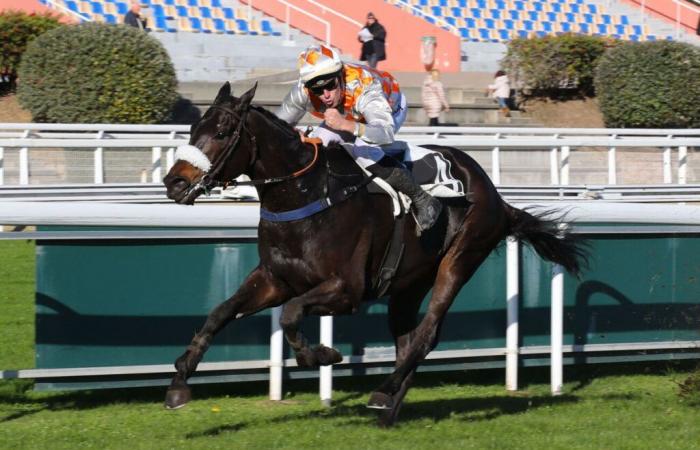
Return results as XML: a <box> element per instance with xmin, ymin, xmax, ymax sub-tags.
<box><xmin>1</xmin><ymin>241</ymin><xmax>700</xmax><ymax>449</ymax></box>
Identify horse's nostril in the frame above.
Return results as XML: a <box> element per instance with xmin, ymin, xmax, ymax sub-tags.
<box><xmin>165</xmin><ymin>176</ymin><xmax>191</xmax><ymax>198</ymax></box>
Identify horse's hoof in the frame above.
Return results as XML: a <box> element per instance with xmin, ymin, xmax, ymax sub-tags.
<box><xmin>295</xmin><ymin>348</ymin><xmax>317</xmax><ymax>368</ymax></box>
<box><xmin>367</xmin><ymin>391</ymin><xmax>394</xmax><ymax>410</ymax></box>
<box><xmin>164</xmin><ymin>387</ymin><xmax>191</xmax><ymax>410</ymax></box>
<box><xmin>314</xmin><ymin>345</ymin><xmax>343</xmax><ymax>366</ymax></box>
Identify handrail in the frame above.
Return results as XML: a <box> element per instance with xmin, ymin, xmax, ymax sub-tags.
<box><xmin>392</xmin><ymin>0</ymin><xmax>459</xmax><ymax>35</ymax></box>
<box><xmin>42</xmin><ymin>0</ymin><xmax>92</xmax><ymax>22</ymax></box>
<box><xmin>275</xmin><ymin>0</ymin><xmax>331</xmax><ymax>45</ymax></box>
<box><xmin>303</xmin><ymin>0</ymin><xmax>362</xmax><ymax>28</ymax></box>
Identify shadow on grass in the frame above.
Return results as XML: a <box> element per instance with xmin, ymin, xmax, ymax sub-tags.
<box><xmin>0</xmin><ymin>360</ymin><xmax>693</xmax><ymax>425</ymax></box>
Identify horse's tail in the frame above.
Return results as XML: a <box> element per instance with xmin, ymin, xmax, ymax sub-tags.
<box><xmin>504</xmin><ymin>203</ymin><xmax>589</xmax><ymax>277</ymax></box>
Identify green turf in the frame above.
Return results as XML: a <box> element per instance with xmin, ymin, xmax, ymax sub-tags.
<box><xmin>2</xmin><ymin>240</ymin><xmax>700</xmax><ymax>449</ymax></box>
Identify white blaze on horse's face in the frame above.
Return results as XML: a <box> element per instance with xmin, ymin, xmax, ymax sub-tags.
<box><xmin>174</xmin><ymin>144</ymin><xmax>211</xmax><ymax>173</ymax></box>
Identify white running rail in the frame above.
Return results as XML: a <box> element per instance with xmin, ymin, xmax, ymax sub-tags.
<box><xmin>42</xmin><ymin>0</ymin><xmax>92</xmax><ymax>22</ymax></box>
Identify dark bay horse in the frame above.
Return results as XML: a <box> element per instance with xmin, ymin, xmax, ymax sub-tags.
<box><xmin>162</xmin><ymin>82</ymin><xmax>586</xmax><ymax>426</ymax></box>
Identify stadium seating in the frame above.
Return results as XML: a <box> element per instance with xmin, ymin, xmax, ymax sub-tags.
<box><xmin>385</xmin><ymin>0</ymin><xmax>675</xmax><ymax>43</ymax></box>
<box><xmin>51</xmin><ymin>0</ymin><xmax>281</xmax><ymax>36</ymax></box>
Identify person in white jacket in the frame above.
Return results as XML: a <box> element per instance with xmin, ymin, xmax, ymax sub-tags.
<box><xmin>487</xmin><ymin>70</ymin><xmax>511</xmax><ymax>118</ymax></box>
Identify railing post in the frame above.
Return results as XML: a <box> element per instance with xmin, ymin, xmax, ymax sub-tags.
<box><xmin>492</xmin><ymin>134</ymin><xmax>501</xmax><ymax>185</ymax></box>
<box><xmin>166</xmin><ymin>131</ymin><xmax>176</xmax><ymax>174</ymax></box>
<box><xmin>152</xmin><ymin>147</ymin><xmax>162</xmax><ymax>183</ymax></box>
<box><xmin>608</xmin><ymin>134</ymin><xmax>617</xmax><ymax>185</ymax></box>
<box><xmin>94</xmin><ymin>130</ymin><xmax>104</xmax><ymax>184</ymax></box>
<box><xmin>269</xmin><ymin>306</ymin><xmax>284</xmax><ymax>401</ymax></box>
<box><xmin>663</xmin><ymin>137</ymin><xmax>672</xmax><ymax>183</ymax></box>
<box><xmin>19</xmin><ymin>129</ymin><xmax>30</xmax><ymax>185</ymax></box>
<box><xmin>0</xmin><ymin>147</ymin><xmax>3</xmax><ymax>186</ymax></box>
<box><xmin>560</xmin><ymin>145</ymin><xmax>570</xmax><ymax>186</ymax></box>
<box><xmin>551</xmin><ymin>263</ymin><xmax>564</xmax><ymax>396</ymax></box>
<box><xmin>506</xmin><ymin>237</ymin><xmax>519</xmax><ymax>391</ymax></box>
<box><xmin>550</xmin><ymin>134</ymin><xmax>559</xmax><ymax>185</ymax></box>
<box><xmin>679</xmin><ymin>145</ymin><xmax>687</xmax><ymax>185</ymax></box>
<box><xmin>319</xmin><ymin>316</ymin><xmax>333</xmax><ymax>407</ymax></box>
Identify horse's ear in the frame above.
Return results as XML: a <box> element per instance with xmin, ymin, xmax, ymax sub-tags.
<box><xmin>237</xmin><ymin>82</ymin><xmax>257</xmax><ymax>109</ymax></box>
<box><xmin>214</xmin><ymin>82</ymin><xmax>231</xmax><ymax>104</ymax></box>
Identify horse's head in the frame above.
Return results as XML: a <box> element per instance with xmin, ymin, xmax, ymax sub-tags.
<box><xmin>164</xmin><ymin>82</ymin><xmax>257</xmax><ymax>204</ymax></box>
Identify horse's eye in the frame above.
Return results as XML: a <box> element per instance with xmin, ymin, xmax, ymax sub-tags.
<box><xmin>215</xmin><ymin>131</ymin><xmax>227</xmax><ymax>139</ymax></box>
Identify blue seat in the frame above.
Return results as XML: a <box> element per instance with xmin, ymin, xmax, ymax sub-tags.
<box><xmin>431</xmin><ymin>6</ymin><xmax>442</xmax><ymax>16</ymax></box>
<box><xmin>546</xmin><ymin>12</ymin><xmax>557</xmax><ymax>22</ymax></box>
<box><xmin>116</xmin><ymin>2</ymin><xmax>128</xmax><ymax>15</ymax></box>
<box><xmin>262</xmin><ymin>19</ymin><xmax>281</xmax><ymax>36</ymax></box>
<box><xmin>629</xmin><ymin>34</ymin><xmax>640</xmax><ymax>41</ymax></box>
<box><xmin>517</xmin><ymin>30</ymin><xmax>529</xmax><ymax>38</ymax></box>
<box><xmin>151</xmin><ymin>5</ymin><xmax>165</xmax><ymax>17</ymax></box>
<box><xmin>619</xmin><ymin>15</ymin><xmax>629</xmax><ymax>25</ymax></box>
<box><xmin>560</xmin><ymin>22</ymin><xmax>571</xmax><ymax>32</ymax></box>
<box><xmin>646</xmin><ymin>35</ymin><xmax>657</xmax><ymax>41</ymax></box>
<box><xmin>569</xmin><ymin>4</ymin><xmax>580</xmax><ymax>13</ymax></box>
<box><xmin>513</xmin><ymin>1</ymin><xmax>524</xmax><ymax>11</ymax></box>
<box><xmin>451</xmin><ymin>7</ymin><xmax>462</xmax><ymax>17</ymax></box>
<box><xmin>586</xmin><ymin>4</ymin><xmax>597</xmax><ymax>14</ymax></box>
<box><xmin>527</xmin><ymin>11</ymin><xmax>538</xmax><ymax>21</ymax></box>
<box><xmin>535</xmin><ymin>30</ymin><xmax>547</xmax><ymax>37</ymax></box>
<box><xmin>490</xmin><ymin>9</ymin><xmax>501</xmax><ymax>19</ymax></box>
<box><xmin>503</xmin><ymin>19</ymin><xmax>514</xmax><ymax>30</ymax></box>
<box><xmin>164</xmin><ymin>0</ymin><xmax>175</xmax><ymax>5</ymax></box>
<box><xmin>476</xmin><ymin>0</ymin><xmax>486</xmax><ymax>7</ymax></box>
<box><xmin>222</xmin><ymin>7</ymin><xmax>234</xmax><ymax>19</ymax></box>
<box><xmin>564</xmin><ymin>12</ymin><xmax>575</xmax><ymax>23</ymax></box>
<box><xmin>522</xmin><ymin>20</ymin><xmax>534</xmax><ymax>31</ymax></box>
<box><xmin>532</xmin><ymin>2</ymin><xmax>543</xmax><ymax>11</ymax></box>
<box><xmin>484</xmin><ymin>18</ymin><xmax>495</xmax><ymax>29</ymax></box>
<box><xmin>550</xmin><ymin>3</ymin><xmax>561</xmax><ymax>13</ymax></box>
<box><xmin>541</xmin><ymin>21</ymin><xmax>552</xmax><ymax>32</ymax></box>
<box><xmin>104</xmin><ymin>14</ymin><xmax>117</xmax><ymax>24</ymax></box>
<box><xmin>65</xmin><ymin>0</ymin><xmax>79</xmax><ymax>12</ymax></box>
<box><xmin>445</xmin><ymin>16</ymin><xmax>456</xmax><ymax>26</ymax></box>
<box><xmin>176</xmin><ymin>6</ymin><xmax>187</xmax><ymax>17</ymax></box>
<box><xmin>596</xmin><ymin>24</ymin><xmax>608</xmax><ymax>34</ymax></box>
<box><xmin>187</xmin><ymin>0</ymin><xmax>198</xmax><ymax>6</ymax></box>
<box><xmin>498</xmin><ymin>29</ymin><xmax>510</xmax><ymax>41</ymax></box>
<box><xmin>632</xmin><ymin>24</ymin><xmax>642</xmax><ymax>35</ymax></box>
<box><xmin>614</xmin><ymin>24</ymin><xmax>626</xmax><ymax>35</ymax></box>
<box><xmin>200</xmin><ymin>7</ymin><xmax>211</xmax><ymax>18</ymax></box>
<box><xmin>211</xmin><ymin>0</ymin><xmax>222</xmax><ymax>6</ymax></box>
<box><xmin>582</xmin><ymin>13</ymin><xmax>594</xmax><ymax>24</ymax></box>
<box><xmin>470</xmin><ymin>8</ymin><xmax>481</xmax><ymax>18</ymax></box>
<box><xmin>495</xmin><ymin>0</ymin><xmax>506</xmax><ymax>8</ymax></box>
<box><xmin>236</xmin><ymin>18</ymin><xmax>249</xmax><ymax>34</ymax></box>
<box><xmin>578</xmin><ymin>23</ymin><xmax>590</xmax><ymax>33</ymax></box>
<box><xmin>459</xmin><ymin>27</ymin><xmax>470</xmax><ymax>39</ymax></box>
<box><xmin>213</xmin><ymin>18</ymin><xmax>228</xmax><ymax>34</ymax></box>
<box><xmin>155</xmin><ymin>16</ymin><xmax>176</xmax><ymax>32</ymax></box>
<box><xmin>465</xmin><ymin>18</ymin><xmax>476</xmax><ymax>28</ymax></box>
<box><xmin>507</xmin><ymin>10</ymin><xmax>519</xmax><ymax>20</ymax></box>
<box><xmin>478</xmin><ymin>28</ymin><xmax>490</xmax><ymax>40</ymax></box>
<box><xmin>90</xmin><ymin>2</ymin><xmax>103</xmax><ymax>14</ymax></box>
<box><xmin>190</xmin><ymin>17</ymin><xmax>203</xmax><ymax>32</ymax></box>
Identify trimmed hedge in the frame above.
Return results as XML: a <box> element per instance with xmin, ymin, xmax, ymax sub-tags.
<box><xmin>502</xmin><ymin>33</ymin><xmax>617</xmax><ymax>97</ymax></box>
<box><xmin>0</xmin><ymin>11</ymin><xmax>61</xmax><ymax>87</ymax></box>
<box><xmin>17</xmin><ymin>23</ymin><xmax>178</xmax><ymax>123</ymax></box>
<box><xmin>595</xmin><ymin>40</ymin><xmax>700</xmax><ymax>128</ymax></box>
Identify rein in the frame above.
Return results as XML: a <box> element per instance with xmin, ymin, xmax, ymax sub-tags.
<box><xmin>187</xmin><ymin>104</ymin><xmax>321</xmax><ymax>194</ymax></box>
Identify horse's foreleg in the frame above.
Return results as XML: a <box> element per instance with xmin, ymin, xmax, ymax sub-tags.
<box><xmin>375</xmin><ymin>285</ymin><xmax>429</xmax><ymax>427</ymax></box>
<box><xmin>165</xmin><ymin>266</ymin><xmax>289</xmax><ymax>409</ymax></box>
<box><xmin>279</xmin><ymin>277</ymin><xmax>357</xmax><ymax>368</ymax></box>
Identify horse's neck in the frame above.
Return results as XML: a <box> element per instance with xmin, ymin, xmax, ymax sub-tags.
<box><xmin>251</xmin><ymin>127</ymin><xmax>327</xmax><ymax>212</ymax></box>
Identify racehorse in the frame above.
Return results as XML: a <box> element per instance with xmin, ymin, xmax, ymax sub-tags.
<box><xmin>162</xmin><ymin>82</ymin><xmax>587</xmax><ymax>426</ymax></box>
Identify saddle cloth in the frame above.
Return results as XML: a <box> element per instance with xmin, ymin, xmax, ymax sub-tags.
<box><xmin>345</xmin><ymin>141</ymin><xmax>467</xmax><ymax>216</ymax></box>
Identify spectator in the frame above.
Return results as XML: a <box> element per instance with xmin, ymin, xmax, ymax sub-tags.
<box><xmin>421</xmin><ymin>69</ymin><xmax>450</xmax><ymax>126</ymax></box>
<box><xmin>358</xmin><ymin>12</ymin><xmax>386</xmax><ymax>69</ymax></box>
<box><xmin>488</xmin><ymin>70</ymin><xmax>511</xmax><ymax>118</ymax></box>
<box><xmin>124</xmin><ymin>2</ymin><xmax>148</xmax><ymax>31</ymax></box>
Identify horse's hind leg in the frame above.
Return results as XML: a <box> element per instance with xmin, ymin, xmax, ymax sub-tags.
<box><xmin>376</xmin><ymin>283</ymin><xmax>431</xmax><ymax>427</ymax></box>
<box><xmin>368</xmin><ymin>227</ymin><xmax>504</xmax><ymax>410</ymax></box>
<box><xmin>279</xmin><ymin>277</ymin><xmax>357</xmax><ymax>367</ymax></box>
<box><xmin>165</xmin><ymin>266</ymin><xmax>289</xmax><ymax>409</ymax></box>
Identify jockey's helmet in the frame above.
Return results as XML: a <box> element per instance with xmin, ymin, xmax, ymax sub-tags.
<box><xmin>298</xmin><ymin>44</ymin><xmax>343</xmax><ymax>87</ymax></box>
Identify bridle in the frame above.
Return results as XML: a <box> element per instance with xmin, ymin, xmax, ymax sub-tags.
<box><xmin>183</xmin><ymin>103</ymin><xmax>320</xmax><ymax>197</ymax></box>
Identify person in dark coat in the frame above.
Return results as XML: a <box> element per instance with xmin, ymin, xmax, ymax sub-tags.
<box><xmin>358</xmin><ymin>12</ymin><xmax>386</xmax><ymax>69</ymax></box>
<box><xmin>124</xmin><ymin>2</ymin><xmax>148</xmax><ymax>31</ymax></box>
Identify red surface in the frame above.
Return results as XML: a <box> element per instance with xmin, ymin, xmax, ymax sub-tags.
<box><xmin>0</xmin><ymin>0</ymin><xmax>76</xmax><ymax>22</ymax></box>
<box><xmin>240</xmin><ymin>0</ymin><xmax>461</xmax><ymax>72</ymax></box>
<box><xmin>619</xmin><ymin>0</ymin><xmax>699</xmax><ymax>34</ymax></box>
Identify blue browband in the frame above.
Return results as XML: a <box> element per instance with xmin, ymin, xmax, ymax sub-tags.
<box><xmin>259</xmin><ymin>198</ymin><xmax>332</xmax><ymax>222</ymax></box>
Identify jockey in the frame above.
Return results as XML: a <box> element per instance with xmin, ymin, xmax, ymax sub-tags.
<box><xmin>275</xmin><ymin>44</ymin><xmax>442</xmax><ymax>231</ymax></box>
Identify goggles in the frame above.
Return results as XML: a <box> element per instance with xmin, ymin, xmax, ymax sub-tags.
<box><xmin>306</xmin><ymin>76</ymin><xmax>339</xmax><ymax>95</ymax></box>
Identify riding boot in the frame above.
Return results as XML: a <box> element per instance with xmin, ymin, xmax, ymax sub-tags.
<box><xmin>367</xmin><ymin>157</ymin><xmax>443</xmax><ymax>231</ymax></box>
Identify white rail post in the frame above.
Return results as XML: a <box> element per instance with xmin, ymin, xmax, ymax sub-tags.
<box><xmin>166</xmin><ymin>131</ymin><xmax>176</xmax><ymax>173</ymax></box>
<box><xmin>0</xmin><ymin>147</ymin><xmax>3</xmax><ymax>186</ymax></box>
<box><xmin>319</xmin><ymin>315</ymin><xmax>333</xmax><ymax>407</ymax></box>
<box><xmin>551</xmin><ymin>263</ymin><xmax>564</xmax><ymax>396</ymax></box>
<box><xmin>608</xmin><ymin>134</ymin><xmax>617</xmax><ymax>185</ymax></box>
<box><xmin>152</xmin><ymin>147</ymin><xmax>162</xmax><ymax>183</ymax></box>
<box><xmin>269</xmin><ymin>306</ymin><xmax>284</xmax><ymax>401</ymax></box>
<box><xmin>550</xmin><ymin>134</ymin><xmax>559</xmax><ymax>185</ymax></box>
<box><xmin>492</xmin><ymin>135</ymin><xmax>501</xmax><ymax>185</ymax></box>
<box><xmin>94</xmin><ymin>130</ymin><xmax>104</xmax><ymax>184</ymax></box>
<box><xmin>506</xmin><ymin>237</ymin><xmax>519</xmax><ymax>391</ymax></box>
<box><xmin>678</xmin><ymin>145</ymin><xmax>687</xmax><ymax>185</ymax></box>
<box><xmin>19</xmin><ymin>129</ymin><xmax>29</xmax><ymax>185</ymax></box>
<box><xmin>664</xmin><ymin>136</ymin><xmax>672</xmax><ymax>183</ymax></box>
<box><xmin>560</xmin><ymin>145</ymin><xmax>570</xmax><ymax>186</ymax></box>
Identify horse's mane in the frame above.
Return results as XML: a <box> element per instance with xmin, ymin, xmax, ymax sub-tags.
<box><xmin>249</xmin><ymin>103</ymin><xmax>300</xmax><ymax>142</ymax></box>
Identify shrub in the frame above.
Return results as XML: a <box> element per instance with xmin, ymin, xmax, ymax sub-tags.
<box><xmin>595</xmin><ymin>40</ymin><xmax>700</xmax><ymax>128</ymax></box>
<box><xmin>17</xmin><ymin>22</ymin><xmax>178</xmax><ymax>123</ymax></box>
<box><xmin>502</xmin><ymin>33</ymin><xmax>616</xmax><ymax>98</ymax></box>
<box><xmin>0</xmin><ymin>11</ymin><xmax>61</xmax><ymax>88</ymax></box>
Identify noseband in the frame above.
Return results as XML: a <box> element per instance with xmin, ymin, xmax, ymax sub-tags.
<box><xmin>176</xmin><ymin>103</ymin><xmax>320</xmax><ymax>197</ymax></box>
